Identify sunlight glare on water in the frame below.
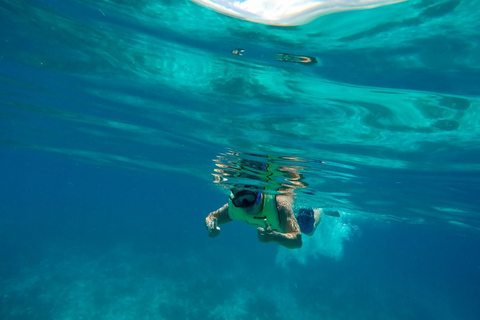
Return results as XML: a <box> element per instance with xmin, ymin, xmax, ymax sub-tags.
<box><xmin>190</xmin><ymin>0</ymin><xmax>407</xmax><ymax>26</ymax></box>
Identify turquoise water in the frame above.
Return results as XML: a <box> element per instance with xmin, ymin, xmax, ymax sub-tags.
<box><xmin>1</xmin><ymin>0</ymin><xmax>480</xmax><ymax>319</ymax></box>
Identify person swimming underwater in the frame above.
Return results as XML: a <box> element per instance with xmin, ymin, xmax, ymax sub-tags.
<box><xmin>231</xmin><ymin>48</ymin><xmax>317</xmax><ymax>65</ymax></box>
<box><xmin>274</xmin><ymin>52</ymin><xmax>317</xmax><ymax>64</ymax></box>
<box><xmin>205</xmin><ymin>186</ymin><xmax>323</xmax><ymax>249</ymax></box>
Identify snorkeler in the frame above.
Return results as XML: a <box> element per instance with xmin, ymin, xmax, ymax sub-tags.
<box><xmin>274</xmin><ymin>53</ymin><xmax>317</xmax><ymax>65</ymax></box>
<box><xmin>231</xmin><ymin>48</ymin><xmax>317</xmax><ymax>65</ymax></box>
<box><xmin>205</xmin><ymin>186</ymin><xmax>323</xmax><ymax>249</ymax></box>
<box><xmin>232</xmin><ymin>48</ymin><xmax>245</xmax><ymax>56</ymax></box>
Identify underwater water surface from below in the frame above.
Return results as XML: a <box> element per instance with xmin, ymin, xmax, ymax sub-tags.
<box><xmin>0</xmin><ymin>0</ymin><xmax>479</xmax><ymax>319</ymax></box>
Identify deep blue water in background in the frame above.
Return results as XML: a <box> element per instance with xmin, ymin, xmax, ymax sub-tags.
<box><xmin>2</xmin><ymin>148</ymin><xmax>479</xmax><ymax>319</ymax></box>
<box><xmin>1</xmin><ymin>0</ymin><xmax>480</xmax><ymax>319</ymax></box>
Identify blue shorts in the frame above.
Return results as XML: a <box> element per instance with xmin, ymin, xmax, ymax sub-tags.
<box><xmin>295</xmin><ymin>208</ymin><xmax>315</xmax><ymax>234</ymax></box>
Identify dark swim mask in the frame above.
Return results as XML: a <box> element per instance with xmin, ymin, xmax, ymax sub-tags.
<box><xmin>230</xmin><ymin>190</ymin><xmax>261</xmax><ymax>208</ymax></box>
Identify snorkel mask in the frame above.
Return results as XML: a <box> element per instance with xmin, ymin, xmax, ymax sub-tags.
<box><xmin>230</xmin><ymin>189</ymin><xmax>262</xmax><ymax>208</ymax></box>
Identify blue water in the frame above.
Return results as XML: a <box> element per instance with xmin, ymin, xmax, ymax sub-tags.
<box><xmin>1</xmin><ymin>0</ymin><xmax>480</xmax><ymax>319</ymax></box>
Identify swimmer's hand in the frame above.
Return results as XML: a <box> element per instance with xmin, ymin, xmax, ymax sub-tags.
<box><xmin>206</xmin><ymin>217</ymin><xmax>220</xmax><ymax>238</ymax></box>
<box><xmin>257</xmin><ymin>219</ymin><xmax>273</xmax><ymax>243</ymax></box>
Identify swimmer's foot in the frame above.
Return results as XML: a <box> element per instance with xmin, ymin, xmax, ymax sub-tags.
<box><xmin>324</xmin><ymin>210</ymin><xmax>341</xmax><ymax>218</ymax></box>
<box><xmin>313</xmin><ymin>209</ymin><xmax>322</xmax><ymax>228</ymax></box>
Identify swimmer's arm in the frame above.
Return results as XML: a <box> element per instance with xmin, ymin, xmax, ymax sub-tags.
<box><xmin>205</xmin><ymin>203</ymin><xmax>232</xmax><ymax>226</ymax></box>
<box><xmin>205</xmin><ymin>204</ymin><xmax>232</xmax><ymax>238</ymax></box>
<box><xmin>258</xmin><ymin>197</ymin><xmax>302</xmax><ymax>249</ymax></box>
<box><xmin>273</xmin><ymin>205</ymin><xmax>302</xmax><ymax>249</ymax></box>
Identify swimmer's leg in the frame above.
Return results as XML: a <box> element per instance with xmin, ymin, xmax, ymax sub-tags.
<box><xmin>323</xmin><ymin>209</ymin><xmax>341</xmax><ymax>217</ymax></box>
<box><xmin>302</xmin><ymin>208</ymin><xmax>322</xmax><ymax>236</ymax></box>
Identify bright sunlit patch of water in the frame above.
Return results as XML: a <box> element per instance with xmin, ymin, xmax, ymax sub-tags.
<box><xmin>276</xmin><ymin>212</ymin><xmax>357</xmax><ymax>266</ymax></box>
<box><xmin>190</xmin><ymin>0</ymin><xmax>406</xmax><ymax>26</ymax></box>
